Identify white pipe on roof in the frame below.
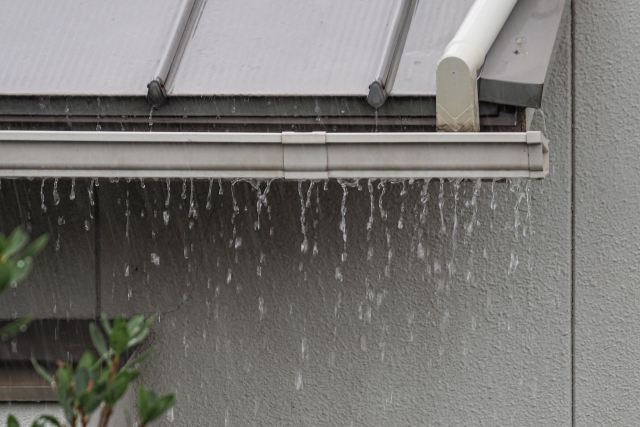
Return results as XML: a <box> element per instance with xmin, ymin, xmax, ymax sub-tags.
<box><xmin>436</xmin><ymin>0</ymin><xmax>518</xmax><ymax>132</ymax></box>
<box><xmin>0</xmin><ymin>130</ymin><xmax>548</xmax><ymax>180</ymax></box>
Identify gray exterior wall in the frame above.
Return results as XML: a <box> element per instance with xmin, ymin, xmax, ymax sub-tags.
<box><xmin>1</xmin><ymin>1</ymin><xmax>639</xmax><ymax>426</ymax></box>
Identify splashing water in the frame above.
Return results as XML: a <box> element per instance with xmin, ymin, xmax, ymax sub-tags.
<box><xmin>508</xmin><ymin>252</ymin><xmax>519</xmax><ymax>275</ymax></box>
<box><xmin>40</xmin><ymin>179</ymin><xmax>47</xmax><ymax>212</ymax></box>
<box><xmin>378</xmin><ymin>180</ymin><xmax>388</xmax><ymax>221</ymax></box>
<box><xmin>298</xmin><ymin>182</ymin><xmax>310</xmax><ymax>253</ymax></box>
<box><xmin>337</xmin><ymin>180</ymin><xmax>358</xmax><ymax>262</ymax></box>
<box><xmin>438</xmin><ymin>179</ymin><xmax>446</xmax><ymax>234</ymax></box>
<box><xmin>367</xmin><ymin>179</ymin><xmax>375</xmax><ymax>232</ymax></box>
<box><xmin>70</xmin><ymin>178</ymin><xmax>76</xmax><ymax>200</ymax></box>
<box><xmin>165</xmin><ymin>178</ymin><xmax>171</xmax><ymax>207</ymax></box>
<box><xmin>420</xmin><ymin>179</ymin><xmax>430</xmax><ymax>224</ymax></box>
<box><xmin>206</xmin><ymin>178</ymin><xmax>214</xmax><ymax>210</ymax></box>
<box><xmin>466</xmin><ymin>179</ymin><xmax>482</xmax><ymax>236</ymax></box>
<box><xmin>88</xmin><ymin>180</ymin><xmax>95</xmax><ymax>207</ymax></box>
<box><xmin>509</xmin><ymin>179</ymin><xmax>526</xmax><ymax>239</ymax></box>
<box><xmin>53</xmin><ymin>179</ymin><xmax>60</xmax><ymax>206</ymax></box>
<box><xmin>188</xmin><ymin>178</ymin><xmax>197</xmax><ymax>219</ymax></box>
<box><xmin>490</xmin><ymin>178</ymin><xmax>498</xmax><ymax>210</ymax></box>
<box><xmin>446</xmin><ymin>179</ymin><xmax>462</xmax><ymax>277</ymax></box>
<box><xmin>250</xmin><ymin>179</ymin><xmax>272</xmax><ymax>231</ymax></box>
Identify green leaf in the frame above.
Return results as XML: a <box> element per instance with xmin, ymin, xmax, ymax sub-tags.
<box><xmin>106</xmin><ymin>370</ymin><xmax>139</xmax><ymax>408</ymax></box>
<box><xmin>0</xmin><ymin>317</ymin><xmax>32</xmax><ymax>339</ymax></box>
<box><xmin>144</xmin><ymin>393</ymin><xmax>177</xmax><ymax>424</ymax></box>
<box><xmin>19</xmin><ymin>235</ymin><xmax>49</xmax><ymax>259</ymax></box>
<box><xmin>109</xmin><ymin>321</ymin><xmax>130</xmax><ymax>356</ymax></box>
<box><xmin>36</xmin><ymin>415</ymin><xmax>62</xmax><ymax>427</ymax></box>
<box><xmin>30</xmin><ymin>358</ymin><xmax>54</xmax><ymax>383</ymax></box>
<box><xmin>100</xmin><ymin>314</ymin><xmax>112</xmax><ymax>335</ymax></box>
<box><xmin>89</xmin><ymin>323</ymin><xmax>107</xmax><ymax>355</ymax></box>
<box><xmin>77</xmin><ymin>351</ymin><xmax>98</xmax><ymax>371</ymax></box>
<box><xmin>126</xmin><ymin>316</ymin><xmax>144</xmax><ymax>337</ymax></box>
<box><xmin>138</xmin><ymin>386</ymin><xmax>151</xmax><ymax>420</ymax></box>
<box><xmin>8</xmin><ymin>256</ymin><xmax>33</xmax><ymax>284</ymax></box>
<box><xmin>77</xmin><ymin>391</ymin><xmax>103</xmax><ymax>416</ymax></box>
<box><xmin>0</xmin><ymin>262</ymin><xmax>12</xmax><ymax>294</ymax></box>
<box><xmin>74</xmin><ymin>368</ymin><xmax>91</xmax><ymax>394</ymax></box>
<box><xmin>127</xmin><ymin>347</ymin><xmax>155</xmax><ymax>368</ymax></box>
<box><xmin>55</xmin><ymin>365</ymin><xmax>75</xmax><ymax>423</ymax></box>
<box><xmin>4</xmin><ymin>227</ymin><xmax>29</xmax><ymax>258</ymax></box>
<box><xmin>7</xmin><ymin>414</ymin><xmax>20</xmax><ymax>427</ymax></box>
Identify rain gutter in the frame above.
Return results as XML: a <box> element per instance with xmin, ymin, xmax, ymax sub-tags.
<box><xmin>437</xmin><ymin>0</ymin><xmax>518</xmax><ymax>132</ymax></box>
<box><xmin>0</xmin><ymin>130</ymin><xmax>548</xmax><ymax>180</ymax></box>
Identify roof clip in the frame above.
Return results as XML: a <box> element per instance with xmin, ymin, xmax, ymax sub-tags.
<box><xmin>147</xmin><ymin>78</ymin><xmax>167</xmax><ymax>108</ymax></box>
<box><xmin>366</xmin><ymin>0</ymin><xmax>418</xmax><ymax>109</ymax></box>
<box><xmin>436</xmin><ymin>0</ymin><xmax>518</xmax><ymax>132</ymax></box>
<box><xmin>146</xmin><ymin>0</ymin><xmax>204</xmax><ymax>108</ymax></box>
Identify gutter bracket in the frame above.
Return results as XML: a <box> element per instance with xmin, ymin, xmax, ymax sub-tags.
<box><xmin>282</xmin><ymin>131</ymin><xmax>328</xmax><ymax>180</ymax></box>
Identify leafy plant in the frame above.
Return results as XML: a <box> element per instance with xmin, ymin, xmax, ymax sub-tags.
<box><xmin>27</xmin><ymin>314</ymin><xmax>176</xmax><ymax>427</ymax></box>
<box><xmin>0</xmin><ymin>227</ymin><xmax>176</xmax><ymax>427</ymax></box>
<box><xmin>0</xmin><ymin>227</ymin><xmax>48</xmax><ymax>338</ymax></box>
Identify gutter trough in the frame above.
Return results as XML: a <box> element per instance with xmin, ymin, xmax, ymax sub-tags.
<box><xmin>0</xmin><ymin>130</ymin><xmax>548</xmax><ymax>180</ymax></box>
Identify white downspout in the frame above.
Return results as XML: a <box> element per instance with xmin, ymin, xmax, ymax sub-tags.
<box><xmin>436</xmin><ymin>0</ymin><xmax>518</xmax><ymax>132</ymax></box>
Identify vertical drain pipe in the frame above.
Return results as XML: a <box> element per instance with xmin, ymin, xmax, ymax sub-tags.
<box><xmin>147</xmin><ymin>0</ymin><xmax>203</xmax><ymax>107</ymax></box>
<box><xmin>436</xmin><ymin>0</ymin><xmax>518</xmax><ymax>132</ymax></box>
<box><xmin>366</xmin><ymin>0</ymin><xmax>418</xmax><ymax>109</ymax></box>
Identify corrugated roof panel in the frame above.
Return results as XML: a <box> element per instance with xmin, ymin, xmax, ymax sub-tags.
<box><xmin>391</xmin><ymin>0</ymin><xmax>475</xmax><ymax>96</ymax></box>
<box><xmin>171</xmin><ymin>0</ymin><xmax>402</xmax><ymax>96</ymax></box>
<box><xmin>0</xmin><ymin>0</ymin><xmax>183</xmax><ymax>95</ymax></box>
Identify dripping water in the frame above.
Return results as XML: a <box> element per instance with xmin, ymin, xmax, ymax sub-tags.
<box><xmin>438</xmin><ymin>179</ymin><xmax>446</xmax><ymax>234</ymax></box>
<box><xmin>40</xmin><ymin>179</ymin><xmax>47</xmax><ymax>213</ymax></box>
<box><xmin>53</xmin><ymin>179</ymin><xmax>60</xmax><ymax>206</ymax></box>
<box><xmin>206</xmin><ymin>178</ymin><xmax>214</xmax><ymax>210</ymax></box>
<box><xmin>70</xmin><ymin>178</ymin><xmax>76</xmax><ymax>200</ymax></box>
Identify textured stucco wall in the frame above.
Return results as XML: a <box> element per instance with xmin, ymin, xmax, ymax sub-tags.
<box><xmin>574</xmin><ymin>1</ymin><xmax>640</xmax><ymax>425</ymax></box>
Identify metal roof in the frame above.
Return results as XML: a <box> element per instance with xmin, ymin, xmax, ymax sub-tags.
<box><xmin>0</xmin><ymin>0</ymin><xmax>183</xmax><ymax>95</ymax></box>
<box><xmin>0</xmin><ymin>0</ymin><xmax>566</xmax><ymax>108</ymax></box>
<box><xmin>171</xmin><ymin>0</ymin><xmax>400</xmax><ymax>96</ymax></box>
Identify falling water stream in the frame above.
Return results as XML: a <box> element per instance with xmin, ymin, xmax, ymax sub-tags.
<box><xmin>0</xmin><ymin>176</ymin><xmax>540</xmax><ymax>425</ymax></box>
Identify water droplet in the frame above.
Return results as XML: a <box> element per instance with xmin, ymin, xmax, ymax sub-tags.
<box><xmin>40</xmin><ymin>179</ymin><xmax>47</xmax><ymax>212</ymax></box>
<box><xmin>295</xmin><ymin>371</ymin><xmax>303</xmax><ymax>390</ymax></box>
<box><xmin>508</xmin><ymin>252</ymin><xmax>519</xmax><ymax>275</ymax></box>
<box><xmin>70</xmin><ymin>178</ymin><xmax>76</xmax><ymax>200</ymax></box>
<box><xmin>163</xmin><ymin>210</ymin><xmax>170</xmax><ymax>226</ymax></box>
<box><xmin>53</xmin><ymin>179</ymin><xmax>60</xmax><ymax>205</ymax></box>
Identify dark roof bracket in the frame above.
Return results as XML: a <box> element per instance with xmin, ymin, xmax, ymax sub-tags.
<box><xmin>366</xmin><ymin>0</ymin><xmax>418</xmax><ymax>109</ymax></box>
<box><xmin>146</xmin><ymin>0</ymin><xmax>206</xmax><ymax>108</ymax></box>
